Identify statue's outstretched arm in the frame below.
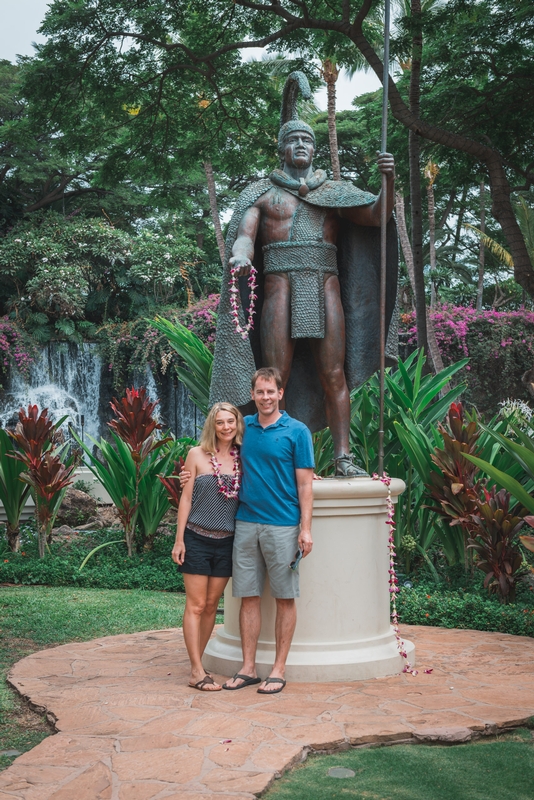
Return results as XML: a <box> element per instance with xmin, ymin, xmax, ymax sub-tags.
<box><xmin>230</xmin><ymin>205</ymin><xmax>261</xmax><ymax>277</ymax></box>
<box><xmin>340</xmin><ymin>152</ymin><xmax>395</xmax><ymax>227</ymax></box>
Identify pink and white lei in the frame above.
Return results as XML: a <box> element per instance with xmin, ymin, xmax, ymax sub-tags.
<box><xmin>229</xmin><ymin>264</ymin><xmax>258</xmax><ymax>340</ymax></box>
<box><xmin>210</xmin><ymin>447</ymin><xmax>241</xmax><ymax>499</ymax></box>
<box><xmin>373</xmin><ymin>472</ymin><xmax>418</xmax><ymax>676</ymax></box>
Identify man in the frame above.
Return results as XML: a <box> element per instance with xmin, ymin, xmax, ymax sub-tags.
<box><xmin>210</xmin><ymin>71</ymin><xmax>398</xmax><ymax>477</ymax></box>
<box><xmin>223</xmin><ymin>366</ymin><xmax>314</xmax><ymax>693</ymax></box>
<box><xmin>181</xmin><ymin>366</ymin><xmax>314</xmax><ymax>693</ymax></box>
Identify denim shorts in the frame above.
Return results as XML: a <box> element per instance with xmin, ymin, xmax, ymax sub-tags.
<box><xmin>232</xmin><ymin>521</ymin><xmax>300</xmax><ymax>599</ymax></box>
<box><xmin>179</xmin><ymin>528</ymin><xmax>233</xmax><ymax>578</ymax></box>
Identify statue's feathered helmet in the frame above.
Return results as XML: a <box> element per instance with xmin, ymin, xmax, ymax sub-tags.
<box><xmin>277</xmin><ymin>71</ymin><xmax>315</xmax><ymax>159</ymax></box>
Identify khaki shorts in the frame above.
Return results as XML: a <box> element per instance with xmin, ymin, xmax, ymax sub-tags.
<box><xmin>232</xmin><ymin>521</ymin><xmax>301</xmax><ymax>599</ymax></box>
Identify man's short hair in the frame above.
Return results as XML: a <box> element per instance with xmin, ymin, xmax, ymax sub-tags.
<box><xmin>251</xmin><ymin>367</ymin><xmax>283</xmax><ymax>390</ymax></box>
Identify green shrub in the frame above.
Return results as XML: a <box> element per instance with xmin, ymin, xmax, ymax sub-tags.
<box><xmin>398</xmin><ymin>585</ymin><xmax>534</xmax><ymax>637</ymax></box>
<box><xmin>0</xmin><ymin>525</ymin><xmax>184</xmax><ymax>592</ymax></box>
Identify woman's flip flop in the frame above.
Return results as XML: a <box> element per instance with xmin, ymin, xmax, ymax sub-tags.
<box><xmin>189</xmin><ymin>674</ymin><xmax>221</xmax><ymax>691</ymax></box>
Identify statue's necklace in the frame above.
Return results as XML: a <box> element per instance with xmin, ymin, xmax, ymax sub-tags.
<box><xmin>269</xmin><ymin>168</ymin><xmax>327</xmax><ymax>197</ymax></box>
<box><xmin>229</xmin><ymin>264</ymin><xmax>258</xmax><ymax>340</ymax></box>
<box><xmin>209</xmin><ymin>447</ymin><xmax>241</xmax><ymax>499</ymax></box>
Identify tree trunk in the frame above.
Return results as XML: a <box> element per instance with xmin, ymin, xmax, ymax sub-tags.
<box><xmin>6</xmin><ymin>522</ymin><xmax>20</xmax><ymax>553</ymax></box>
<box><xmin>408</xmin><ymin>0</ymin><xmax>429</xmax><ymax>357</ymax></box>
<box><xmin>427</xmin><ymin>180</ymin><xmax>437</xmax><ymax>307</ymax></box>
<box><xmin>203</xmin><ymin>160</ymin><xmax>226</xmax><ymax>263</ymax></box>
<box><xmin>322</xmin><ymin>59</ymin><xmax>341</xmax><ymax>181</ymax></box>
<box><xmin>476</xmin><ymin>181</ymin><xmax>485</xmax><ymax>311</ymax></box>
<box><xmin>396</xmin><ymin>192</ymin><xmax>444</xmax><ymax>375</ymax></box>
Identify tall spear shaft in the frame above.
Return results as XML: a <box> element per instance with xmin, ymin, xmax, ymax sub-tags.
<box><xmin>378</xmin><ymin>0</ymin><xmax>391</xmax><ymax>477</ymax></box>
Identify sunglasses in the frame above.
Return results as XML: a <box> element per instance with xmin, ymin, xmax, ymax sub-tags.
<box><xmin>289</xmin><ymin>549</ymin><xmax>303</xmax><ymax>571</ymax></box>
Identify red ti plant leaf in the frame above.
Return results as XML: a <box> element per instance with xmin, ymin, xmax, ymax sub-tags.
<box><xmin>158</xmin><ymin>458</ymin><xmax>185</xmax><ymax>510</ymax></box>
<box><xmin>9</xmin><ymin>405</ymin><xmax>56</xmax><ymax>468</ymax></box>
<box><xmin>109</xmin><ymin>387</ymin><xmax>164</xmax><ymax>455</ymax></box>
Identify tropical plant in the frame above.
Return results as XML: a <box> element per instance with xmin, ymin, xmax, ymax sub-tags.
<box><xmin>8</xmin><ymin>405</ymin><xmax>76</xmax><ymax>558</ymax></box>
<box><xmin>467</xmin><ymin>487</ymin><xmax>527</xmax><ymax>602</ymax></box>
<box><xmin>315</xmin><ymin>349</ymin><xmax>468</xmax><ymax>572</ymax></box>
<box><xmin>149</xmin><ymin>317</ymin><xmax>213</xmax><ymax>415</ymax></box>
<box><xmin>75</xmin><ymin>387</ymin><xmax>172</xmax><ymax>556</ymax></box>
<box><xmin>463</xmin><ymin>419</ymin><xmax>534</xmax><ymax>516</ymax></box>
<box><xmin>0</xmin><ymin>429</ymin><xmax>31</xmax><ymax>552</ymax></box>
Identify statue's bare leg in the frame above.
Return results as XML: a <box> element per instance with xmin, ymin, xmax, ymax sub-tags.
<box><xmin>309</xmin><ymin>275</ymin><xmax>351</xmax><ymax>458</ymax></box>
<box><xmin>260</xmin><ymin>274</ymin><xmax>295</xmax><ymax>401</ymax></box>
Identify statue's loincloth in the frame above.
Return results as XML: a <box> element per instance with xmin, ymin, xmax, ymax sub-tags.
<box><xmin>262</xmin><ymin>203</ymin><xmax>336</xmax><ymax>338</ymax></box>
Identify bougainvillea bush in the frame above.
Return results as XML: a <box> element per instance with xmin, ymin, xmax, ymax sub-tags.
<box><xmin>98</xmin><ymin>295</ymin><xmax>220</xmax><ymax>391</ymax></box>
<box><xmin>400</xmin><ymin>306</ymin><xmax>534</xmax><ymax>415</ymax></box>
<box><xmin>0</xmin><ymin>317</ymin><xmax>37</xmax><ymax>382</ymax></box>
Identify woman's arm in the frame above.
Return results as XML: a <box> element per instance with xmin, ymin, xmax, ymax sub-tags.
<box><xmin>172</xmin><ymin>448</ymin><xmax>199</xmax><ymax>565</ymax></box>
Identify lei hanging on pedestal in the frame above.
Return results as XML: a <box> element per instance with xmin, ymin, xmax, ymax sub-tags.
<box><xmin>210</xmin><ymin>447</ymin><xmax>241</xmax><ymax>499</ymax></box>
<box><xmin>229</xmin><ymin>264</ymin><xmax>258</xmax><ymax>340</ymax></box>
<box><xmin>373</xmin><ymin>472</ymin><xmax>418</xmax><ymax>676</ymax></box>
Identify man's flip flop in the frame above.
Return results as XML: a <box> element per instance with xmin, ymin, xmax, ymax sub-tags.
<box><xmin>189</xmin><ymin>674</ymin><xmax>221</xmax><ymax>692</ymax></box>
<box><xmin>222</xmin><ymin>673</ymin><xmax>262</xmax><ymax>690</ymax></box>
<box><xmin>257</xmin><ymin>677</ymin><xmax>286</xmax><ymax>694</ymax></box>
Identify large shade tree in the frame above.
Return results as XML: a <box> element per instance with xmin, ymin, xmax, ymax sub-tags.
<box><xmin>17</xmin><ymin>0</ymin><xmax>534</xmax><ymax>311</ymax></box>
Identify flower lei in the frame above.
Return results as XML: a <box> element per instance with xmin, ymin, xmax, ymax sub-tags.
<box><xmin>229</xmin><ymin>264</ymin><xmax>258</xmax><ymax>340</ymax></box>
<box><xmin>372</xmin><ymin>473</ymin><xmax>418</xmax><ymax>676</ymax></box>
<box><xmin>210</xmin><ymin>447</ymin><xmax>241</xmax><ymax>499</ymax></box>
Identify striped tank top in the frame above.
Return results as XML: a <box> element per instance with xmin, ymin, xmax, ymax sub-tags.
<box><xmin>187</xmin><ymin>473</ymin><xmax>238</xmax><ymax>538</ymax></box>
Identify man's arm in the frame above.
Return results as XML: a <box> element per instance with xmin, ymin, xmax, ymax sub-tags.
<box><xmin>231</xmin><ymin>204</ymin><xmax>261</xmax><ymax>276</ymax></box>
<box><xmin>340</xmin><ymin>152</ymin><xmax>395</xmax><ymax>228</ymax></box>
<box><xmin>296</xmin><ymin>467</ymin><xmax>314</xmax><ymax>557</ymax></box>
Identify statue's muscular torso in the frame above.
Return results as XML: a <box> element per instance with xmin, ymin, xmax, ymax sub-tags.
<box><xmin>254</xmin><ymin>186</ymin><xmax>340</xmax><ymax>246</ymax></box>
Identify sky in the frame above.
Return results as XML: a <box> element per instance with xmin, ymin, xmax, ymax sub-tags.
<box><xmin>1</xmin><ymin>0</ymin><xmax>382</xmax><ymax>111</ymax></box>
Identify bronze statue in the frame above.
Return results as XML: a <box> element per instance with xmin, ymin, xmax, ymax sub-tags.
<box><xmin>210</xmin><ymin>72</ymin><xmax>398</xmax><ymax>476</ymax></box>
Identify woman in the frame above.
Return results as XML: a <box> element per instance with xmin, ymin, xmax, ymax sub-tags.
<box><xmin>172</xmin><ymin>402</ymin><xmax>243</xmax><ymax>691</ymax></box>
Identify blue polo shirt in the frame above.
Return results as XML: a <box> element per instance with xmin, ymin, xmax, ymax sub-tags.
<box><xmin>236</xmin><ymin>411</ymin><xmax>315</xmax><ymax>526</ymax></box>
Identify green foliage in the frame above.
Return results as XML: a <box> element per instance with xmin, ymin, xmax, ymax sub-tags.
<box><xmin>0</xmin><ymin>526</ymin><xmax>184</xmax><ymax>592</ymax></box>
<box><xmin>149</xmin><ymin>316</ymin><xmax>214</xmax><ymax>415</ymax></box>
<box><xmin>0</xmin><ymin>213</ymin><xmax>202</xmax><ymax>334</ymax></box>
<box><xmin>335</xmin><ymin>350</ymin><xmax>468</xmax><ymax>568</ymax></box>
<box><xmin>397</xmin><ymin>585</ymin><xmax>534</xmax><ymax>637</ymax></box>
<box><xmin>0</xmin><ymin>429</ymin><xmax>31</xmax><ymax>552</ymax></box>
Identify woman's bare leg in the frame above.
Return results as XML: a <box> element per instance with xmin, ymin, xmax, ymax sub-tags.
<box><xmin>198</xmin><ymin>576</ymin><xmax>229</xmax><ymax>656</ymax></box>
<box><xmin>182</xmin><ymin>573</ymin><xmax>221</xmax><ymax>689</ymax></box>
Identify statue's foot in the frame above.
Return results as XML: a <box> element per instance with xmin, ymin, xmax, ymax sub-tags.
<box><xmin>334</xmin><ymin>454</ymin><xmax>369</xmax><ymax>478</ymax></box>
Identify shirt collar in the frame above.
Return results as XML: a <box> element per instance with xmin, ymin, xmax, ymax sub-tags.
<box><xmin>249</xmin><ymin>410</ymin><xmax>289</xmax><ymax>429</ymax></box>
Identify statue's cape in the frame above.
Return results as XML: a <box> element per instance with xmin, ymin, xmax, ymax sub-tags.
<box><xmin>209</xmin><ymin>178</ymin><xmax>399</xmax><ymax>433</ymax></box>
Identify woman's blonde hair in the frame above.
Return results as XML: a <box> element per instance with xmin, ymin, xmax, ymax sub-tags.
<box><xmin>200</xmin><ymin>402</ymin><xmax>244</xmax><ymax>454</ymax></box>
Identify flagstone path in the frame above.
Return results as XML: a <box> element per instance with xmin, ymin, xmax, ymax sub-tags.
<box><xmin>1</xmin><ymin>624</ymin><xmax>533</xmax><ymax>799</ymax></box>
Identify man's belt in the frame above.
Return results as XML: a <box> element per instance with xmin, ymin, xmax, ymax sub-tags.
<box><xmin>262</xmin><ymin>241</ymin><xmax>338</xmax><ymax>339</ymax></box>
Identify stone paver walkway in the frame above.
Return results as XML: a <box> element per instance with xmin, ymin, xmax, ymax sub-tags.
<box><xmin>1</xmin><ymin>625</ymin><xmax>534</xmax><ymax>799</ymax></box>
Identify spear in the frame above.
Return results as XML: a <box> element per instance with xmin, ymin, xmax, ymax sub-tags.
<box><xmin>378</xmin><ymin>0</ymin><xmax>391</xmax><ymax>477</ymax></box>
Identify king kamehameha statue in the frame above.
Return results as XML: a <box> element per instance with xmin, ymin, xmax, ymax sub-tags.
<box><xmin>210</xmin><ymin>71</ymin><xmax>398</xmax><ymax>476</ymax></box>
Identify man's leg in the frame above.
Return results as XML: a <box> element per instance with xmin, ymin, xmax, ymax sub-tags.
<box><xmin>258</xmin><ymin>598</ymin><xmax>296</xmax><ymax>692</ymax></box>
<box><xmin>309</xmin><ymin>274</ymin><xmax>351</xmax><ymax>458</ymax></box>
<box><xmin>261</xmin><ymin>274</ymin><xmax>295</xmax><ymax>397</ymax></box>
<box><xmin>223</xmin><ymin>596</ymin><xmax>262</xmax><ymax>688</ymax></box>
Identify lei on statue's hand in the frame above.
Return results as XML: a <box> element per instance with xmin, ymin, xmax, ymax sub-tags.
<box><xmin>229</xmin><ymin>263</ymin><xmax>258</xmax><ymax>340</ymax></box>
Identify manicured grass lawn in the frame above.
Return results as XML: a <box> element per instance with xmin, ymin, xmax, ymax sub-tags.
<box><xmin>266</xmin><ymin>731</ymin><xmax>534</xmax><ymax>800</ymax></box>
<box><xmin>0</xmin><ymin>586</ymin><xmax>187</xmax><ymax>772</ymax></box>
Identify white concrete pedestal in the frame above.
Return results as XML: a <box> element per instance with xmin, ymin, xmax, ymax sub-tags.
<box><xmin>204</xmin><ymin>477</ymin><xmax>414</xmax><ymax>682</ymax></box>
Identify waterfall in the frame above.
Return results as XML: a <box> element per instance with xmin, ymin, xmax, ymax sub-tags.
<box><xmin>0</xmin><ymin>343</ymin><xmax>202</xmax><ymax>442</ymax></box>
<box><xmin>0</xmin><ymin>343</ymin><xmax>102</xmax><ymax>440</ymax></box>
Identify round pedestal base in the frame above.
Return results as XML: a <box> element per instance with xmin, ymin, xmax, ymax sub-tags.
<box><xmin>204</xmin><ymin>476</ymin><xmax>414</xmax><ymax>683</ymax></box>
<box><xmin>204</xmin><ymin>623</ymin><xmax>415</xmax><ymax>682</ymax></box>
